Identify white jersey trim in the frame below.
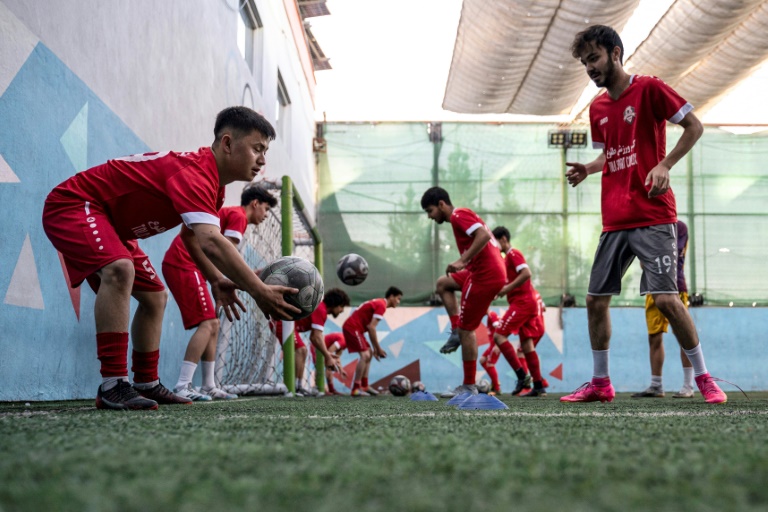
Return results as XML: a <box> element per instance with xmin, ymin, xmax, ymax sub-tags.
<box><xmin>465</xmin><ymin>222</ymin><xmax>483</xmax><ymax>236</ymax></box>
<box><xmin>669</xmin><ymin>102</ymin><xmax>693</xmax><ymax>124</ymax></box>
<box><xmin>223</xmin><ymin>229</ymin><xmax>243</xmax><ymax>241</ymax></box>
<box><xmin>515</xmin><ymin>263</ymin><xmax>529</xmax><ymax>273</ymax></box>
<box><xmin>593</xmin><ymin>141</ymin><xmax>605</xmax><ymax>150</ymax></box>
<box><xmin>311</xmin><ymin>323</ymin><xmax>324</xmax><ymax>332</ymax></box>
<box><xmin>181</xmin><ymin>212</ymin><xmax>220</xmax><ymax>229</ymax></box>
<box><xmin>373</xmin><ymin>314</ymin><xmax>384</xmax><ymax>321</ymax></box>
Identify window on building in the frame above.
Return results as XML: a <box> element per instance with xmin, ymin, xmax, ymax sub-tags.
<box><xmin>276</xmin><ymin>70</ymin><xmax>292</xmax><ymax>143</ymax></box>
<box><xmin>238</xmin><ymin>0</ymin><xmax>264</xmax><ymax>90</ymax></box>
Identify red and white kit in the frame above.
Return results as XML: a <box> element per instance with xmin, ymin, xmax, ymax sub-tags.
<box><xmin>342</xmin><ymin>298</ymin><xmax>386</xmax><ymax>353</ymax></box>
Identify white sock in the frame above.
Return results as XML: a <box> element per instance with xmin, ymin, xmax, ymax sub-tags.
<box><xmin>682</xmin><ymin>344</ymin><xmax>708</xmax><ymax>377</ymax></box>
<box><xmin>132</xmin><ymin>379</ymin><xmax>159</xmax><ymax>390</ymax></box>
<box><xmin>592</xmin><ymin>349</ymin><xmax>610</xmax><ymax>379</ymax></box>
<box><xmin>651</xmin><ymin>375</ymin><xmax>662</xmax><ymax>387</ymax></box>
<box><xmin>201</xmin><ymin>360</ymin><xmax>216</xmax><ymax>389</ymax></box>
<box><xmin>682</xmin><ymin>367</ymin><xmax>694</xmax><ymax>388</ymax></box>
<box><xmin>101</xmin><ymin>377</ymin><xmax>128</xmax><ymax>391</ymax></box>
<box><xmin>176</xmin><ymin>361</ymin><xmax>197</xmax><ymax>390</ymax></box>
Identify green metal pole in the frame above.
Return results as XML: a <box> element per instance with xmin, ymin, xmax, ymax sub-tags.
<box><xmin>686</xmin><ymin>151</ymin><xmax>696</xmax><ymax>293</ymax></box>
<box><xmin>281</xmin><ymin>175</ymin><xmax>295</xmax><ymax>394</ymax></box>
<box><xmin>314</xmin><ymin>239</ymin><xmax>325</xmax><ymax>393</ymax></box>
<box><xmin>561</xmin><ymin>146</ymin><xmax>569</xmax><ymax>297</ymax></box>
<box><xmin>430</xmin><ymin>123</ymin><xmax>443</xmax><ymax>301</ymax></box>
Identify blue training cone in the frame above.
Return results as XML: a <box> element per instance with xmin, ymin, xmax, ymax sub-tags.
<box><xmin>410</xmin><ymin>391</ymin><xmax>438</xmax><ymax>401</ymax></box>
<box><xmin>458</xmin><ymin>394</ymin><xmax>509</xmax><ymax>410</ymax></box>
<box><xmin>446</xmin><ymin>392</ymin><xmax>474</xmax><ymax>406</ymax></box>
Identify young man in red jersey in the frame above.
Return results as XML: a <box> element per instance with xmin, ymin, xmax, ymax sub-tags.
<box><xmin>163</xmin><ymin>184</ymin><xmax>276</xmax><ymax>401</ymax></box>
<box><xmin>42</xmin><ymin>107</ymin><xmax>300</xmax><ymax>411</ymax></box>
<box><xmin>421</xmin><ymin>187</ymin><xmax>507</xmax><ymax>399</ymax></box>
<box><xmin>478</xmin><ymin>310</ymin><xmax>502</xmax><ymax>395</ymax></box>
<box><xmin>562</xmin><ymin>26</ymin><xmax>726</xmax><ymax>404</ymax></box>
<box><xmin>491</xmin><ymin>226</ymin><xmax>547</xmax><ymax>396</ymax></box>
<box><xmin>310</xmin><ymin>332</ymin><xmax>348</xmax><ymax>395</ymax></box>
<box><xmin>277</xmin><ymin>288</ymin><xmax>350</xmax><ymax>396</ymax></box>
<box><xmin>343</xmin><ymin>287</ymin><xmax>403</xmax><ymax>396</ymax></box>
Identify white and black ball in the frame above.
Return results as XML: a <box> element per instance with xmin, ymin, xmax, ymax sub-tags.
<box><xmin>389</xmin><ymin>375</ymin><xmax>411</xmax><ymax>397</ymax></box>
<box><xmin>259</xmin><ymin>256</ymin><xmax>323</xmax><ymax>320</ymax></box>
<box><xmin>336</xmin><ymin>253</ymin><xmax>369</xmax><ymax>286</ymax></box>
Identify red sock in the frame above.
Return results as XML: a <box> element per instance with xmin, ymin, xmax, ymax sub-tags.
<box><xmin>361</xmin><ymin>377</ymin><xmax>369</xmax><ymax>389</ymax></box>
<box><xmin>450</xmin><ymin>315</ymin><xmax>459</xmax><ymax>330</ymax></box>
<box><xmin>463</xmin><ymin>360</ymin><xmax>476</xmax><ymax>385</ymax></box>
<box><xmin>326</xmin><ymin>378</ymin><xmax>336</xmax><ymax>393</ymax></box>
<box><xmin>592</xmin><ymin>376</ymin><xmax>611</xmax><ymax>387</ymax></box>
<box><xmin>352</xmin><ymin>381</ymin><xmax>361</xmax><ymax>392</ymax></box>
<box><xmin>519</xmin><ymin>352</ymin><xmax>529</xmax><ymax>374</ymax></box>
<box><xmin>131</xmin><ymin>349</ymin><xmax>160</xmax><ymax>384</ymax></box>
<box><xmin>498</xmin><ymin>341</ymin><xmax>522</xmax><ymax>371</ymax></box>
<box><xmin>524</xmin><ymin>351</ymin><xmax>543</xmax><ymax>382</ymax></box>
<box><xmin>483</xmin><ymin>363</ymin><xmax>500</xmax><ymax>391</ymax></box>
<box><xmin>96</xmin><ymin>332</ymin><xmax>129</xmax><ymax>377</ymax></box>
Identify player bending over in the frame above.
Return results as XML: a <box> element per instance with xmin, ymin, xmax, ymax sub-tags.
<box><xmin>311</xmin><ymin>332</ymin><xmax>348</xmax><ymax>395</ymax></box>
<box><xmin>478</xmin><ymin>311</ymin><xmax>502</xmax><ymax>394</ymax></box>
<box><xmin>42</xmin><ymin>106</ymin><xmax>299</xmax><ymax>411</ymax></box>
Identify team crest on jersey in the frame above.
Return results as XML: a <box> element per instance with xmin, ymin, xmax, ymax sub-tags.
<box><xmin>623</xmin><ymin>106</ymin><xmax>636</xmax><ymax>124</ymax></box>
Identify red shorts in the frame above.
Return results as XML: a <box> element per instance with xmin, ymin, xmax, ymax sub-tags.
<box><xmin>271</xmin><ymin>320</ymin><xmax>305</xmax><ymax>350</ymax></box>
<box><xmin>42</xmin><ymin>195</ymin><xmax>164</xmax><ymax>293</ymax></box>
<box><xmin>311</xmin><ymin>332</ymin><xmax>346</xmax><ymax>362</ymax></box>
<box><xmin>162</xmin><ymin>263</ymin><xmax>215</xmax><ymax>329</ymax></box>
<box><xmin>451</xmin><ymin>270</ymin><xmax>505</xmax><ymax>331</ymax></box>
<box><xmin>496</xmin><ymin>303</ymin><xmax>538</xmax><ymax>337</ymax></box>
<box><xmin>481</xmin><ymin>344</ymin><xmax>500</xmax><ymax>365</ymax></box>
<box><xmin>343</xmin><ymin>326</ymin><xmax>369</xmax><ymax>354</ymax></box>
<box><xmin>519</xmin><ymin>314</ymin><xmax>545</xmax><ymax>345</ymax></box>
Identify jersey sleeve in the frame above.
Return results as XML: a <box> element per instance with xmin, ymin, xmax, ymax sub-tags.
<box><xmin>649</xmin><ymin>77</ymin><xmax>692</xmax><ymax>124</ymax></box>
<box><xmin>454</xmin><ymin>209</ymin><xmax>483</xmax><ymax>236</ymax></box>
<box><xmin>220</xmin><ymin>207</ymin><xmax>248</xmax><ymax>242</ymax></box>
<box><xmin>589</xmin><ymin>96</ymin><xmax>605</xmax><ymax>150</ymax></box>
<box><xmin>510</xmin><ymin>250</ymin><xmax>529</xmax><ymax>273</ymax></box>
<box><xmin>373</xmin><ymin>299</ymin><xmax>386</xmax><ymax>320</ymax></box>
<box><xmin>166</xmin><ymin>164</ymin><xmax>221</xmax><ymax>228</ymax></box>
<box><xmin>310</xmin><ymin>304</ymin><xmax>328</xmax><ymax>331</ymax></box>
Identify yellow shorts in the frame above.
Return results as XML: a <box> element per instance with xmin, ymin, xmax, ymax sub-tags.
<box><xmin>645</xmin><ymin>292</ymin><xmax>689</xmax><ymax>335</ymax></box>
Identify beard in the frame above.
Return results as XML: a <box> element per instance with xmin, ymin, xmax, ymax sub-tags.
<box><xmin>596</xmin><ymin>58</ymin><xmax>616</xmax><ymax>89</ymax></box>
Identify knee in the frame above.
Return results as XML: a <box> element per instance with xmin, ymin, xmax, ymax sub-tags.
<box><xmin>653</xmin><ymin>294</ymin><xmax>680</xmax><ymax>316</ymax></box>
<box><xmin>435</xmin><ymin>276</ymin><xmax>450</xmax><ymax>294</ymax></box>
<box><xmin>141</xmin><ymin>290</ymin><xmax>168</xmax><ymax>314</ymax></box>
<box><xmin>199</xmin><ymin>318</ymin><xmax>219</xmax><ymax>337</ymax></box>
<box><xmin>99</xmin><ymin>259</ymin><xmax>135</xmax><ymax>290</ymax></box>
<box><xmin>586</xmin><ymin>294</ymin><xmax>609</xmax><ymax>314</ymax></box>
<box><xmin>361</xmin><ymin>350</ymin><xmax>372</xmax><ymax>362</ymax></box>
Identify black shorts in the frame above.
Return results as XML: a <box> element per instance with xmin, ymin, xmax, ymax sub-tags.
<box><xmin>588</xmin><ymin>224</ymin><xmax>679</xmax><ymax>296</ymax></box>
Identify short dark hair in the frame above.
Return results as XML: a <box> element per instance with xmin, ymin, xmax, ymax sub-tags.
<box><xmin>385</xmin><ymin>286</ymin><xmax>403</xmax><ymax>298</ymax></box>
<box><xmin>420</xmin><ymin>187</ymin><xmax>452</xmax><ymax>209</ymax></box>
<box><xmin>323</xmin><ymin>288</ymin><xmax>350</xmax><ymax>308</ymax></box>
<box><xmin>241</xmin><ymin>184</ymin><xmax>277</xmax><ymax>207</ymax></box>
<box><xmin>492</xmin><ymin>226</ymin><xmax>510</xmax><ymax>241</ymax></box>
<box><xmin>571</xmin><ymin>25</ymin><xmax>624</xmax><ymax>64</ymax></box>
<box><xmin>214</xmin><ymin>106</ymin><xmax>276</xmax><ymax>144</ymax></box>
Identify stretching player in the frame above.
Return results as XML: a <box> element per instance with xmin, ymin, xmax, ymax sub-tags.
<box><xmin>42</xmin><ymin>106</ymin><xmax>299</xmax><ymax>410</ymax></box>
<box><xmin>478</xmin><ymin>310</ymin><xmax>502</xmax><ymax>394</ymax></box>
<box><xmin>343</xmin><ymin>287</ymin><xmax>403</xmax><ymax>396</ymax></box>
<box><xmin>421</xmin><ymin>187</ymin><xmax>506</xmax><ymax>399</ymax></box>
<box><xmin>632</xmin><ymin>220</ymin><xmax>695</xmax><ymax>398</ymax></box>
<box><xmin>562</xmin><ymin>25</ymin><xmax>726</xmax><ymax>404</ymax></box>
<box><xmin>491</xmin><ymin>226</ymin><xmax>543</xmax><ymax>396</ymax></box>
<box><xmin>310</xmin><ymin>332</ymin><xmax>348</xmax><ymax>395</ymax></box>
<box><xmin>164</xmin><ymin>185</ymin><xmax>276</xmax><ymax>401</ymax></box>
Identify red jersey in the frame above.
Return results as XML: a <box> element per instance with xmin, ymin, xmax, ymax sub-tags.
<box><xmin>296</xmin><ymin>301</ymin><xmax>328</xmax><ymax>333</ymax></box>
<box><xmin>325</xmin><ymin>332</ymin><xmax>346</xmax><ymax>350</ymax></box>
<box><xmin>48</xmin><ymin>148</ymin><xmax>225</xmax><ymax>240</ymax></box>
<box><xmin>486</xmin><ymin>311</ymin><xmax>500</xmax><ymax>338</ymax></box>
<box><xmin>589</xmin><ymin>75</ymin><xmax>691</xmax><ymax>231</ymax></box>
<box><xmin>343</xmin><ymin>298</ymin><xmax>386</xmax><ymax>333</ymax></box>
<box><xmin>503</xmin><ymin>248</ymin><xmax>537</xmax><ymax>308</ymax></box>
<box><xmin>450</xmin><ymin>208</ymin><xmax>505</xmax><ymax>282</ymax></box>
<box><xmin>163</xmin><ymin>206</ymin><xmax>248</xmax><ymax>271</ymax></box>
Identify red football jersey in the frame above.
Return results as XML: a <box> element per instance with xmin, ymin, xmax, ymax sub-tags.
<box><xmin>503</xmin><ymin>248</ymin><xmax>537</xmax><ymax>308</ymax></box>
<box><xmin>590</xmin><ymin>75</ymin><xmax>690</xmax><ymax>231</ymax></box>
<box><xmin>163</xmin><ymin>205</ymin><xmax>247</xmax><ymax>271</ymax></box>
<box><xmin>450</xmin><ymin>208</ymin><xmax>506</xmax><ymax>282</ymax></box>
<box><xmin>296</xmin><ymin>301</ymin><xmax>328</xmax><ymax>333</ymax></box>
<box><xmin>49</xmin><ymin>148</ymin><xmax>225</xmax><ymax>240</ymax></box>
<box><xmin>486</xmin><ymin>310</ymin><xmax>500</xmax><ymax>338</ymax></box>
<box><xmin>343</xmin><ymin>298</ymin><xmax>386</xmax><ymax>333</ymax></box>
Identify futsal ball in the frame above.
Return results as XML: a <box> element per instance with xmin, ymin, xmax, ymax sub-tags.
<box><xmin>476</xmin><ymin>378</ymin><xmax>491</xmax><ymax>394</ymax></box>
<box><xmin>259</xmin><ymin>256</ymin><xmax>324</xmax><ymax>320</ymax></box>
<box><xmin>336</xmin><ymin>253</ymin><xmax>369</xmax><ymax>286</ymax></box>
<box><xmin>389</xmin><ymin>375</ymin><xmax>411</xmax><ymax>396</ymax></box>
<box><xmin>411</xmin><ymin>380</ymin><xmax>426</xmax><ymax>393</ymax></box>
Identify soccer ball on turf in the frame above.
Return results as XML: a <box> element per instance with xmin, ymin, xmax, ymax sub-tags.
<box><xmin>389</xmin><ymin>375</ymin><xmax>411</xmax><ymax>396</ymax></box>
<box><xmin>476</xmin><ymin>378</ymin><xmax>491</xmax><ymax>394</ymax></box>
<box><xmin>411</xmin><ymin>380</ymin><xmax>426</xmax><ymax>393</ymax></box>
<box><xmin>336</xmin><ymin>253</ymin><xmax>369</xmax><ymax>286</ymax></box>
<box><xmin>259</xmin><ymin>256</ymin><xmax>324</xmax><ymax>320</ymax></box>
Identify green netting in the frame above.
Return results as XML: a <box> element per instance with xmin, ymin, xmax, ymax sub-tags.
<box><xmin>318</xmin><ymin>123</ymin><xmax>768</xmax><ymax>307</ymax></box>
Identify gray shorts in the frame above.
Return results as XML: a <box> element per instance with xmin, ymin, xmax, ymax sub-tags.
<box><xmin>588</xmin><ymin>224</ymin><xmax>679</xmax><ymax>296</ymax></box>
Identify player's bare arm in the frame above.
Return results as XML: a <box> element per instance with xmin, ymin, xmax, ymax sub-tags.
<box><xmin>497</xmin><ymin>267</ymin><xmax>532</xmax><ymax>298</ymax></box>
<box><xmin>566</xmin><ymin>154</ymin><xmax>606</xmax><ymax>187</ymax></box>
<box><xmin>367</xmin><ymin>318</ymin><xmax>387</xmax><ymax>360</ymax></box>
<box><xmin>310</xmin><ymin>329</ymin><xmax>341</xmax><ymax>372</ymax></box>
<box><xmin>446</xmin><ymin>227</ymin><xmax>491</xmax><ymax>273</ymax></box>
<box><xmin>646</xmin><ymin>112</ymin><xmax>703</xmax><ymax>198</ymax></box>
<box><xmin>188</xmin><ymin>223</ymin><xmax>300</xmax><ymax>321</ymax></box>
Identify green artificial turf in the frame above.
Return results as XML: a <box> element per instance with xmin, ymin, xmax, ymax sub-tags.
<box><xmin>1</xmin><ymin>392</ymin><xmax>767</xmax><ymax>512</ymax></box>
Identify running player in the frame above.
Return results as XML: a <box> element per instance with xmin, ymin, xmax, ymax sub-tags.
<box><xmin>562</xmin><ymin>25</ymin><xmax>726</xmax><ymax>404</ymax></box>
<box><xmin>632</xmin><ymin>220</ymin><xmax>695</xmax><ymax>398</ymax></box>
<box><xmin>478</xmin><ymin>310</ymin><xmax>502</xmax><ymax>394</ymax></box>
<box><xmin>42</xmin><ymin>106</ymin><xmax>299</xmax><ymax>410</ymax></box>
<box><xmin>421</xmin><ymin>187</ymin><xmax>506</xmax><ymax>399</ymax></box>
<box><xmin>164</xmin><ymin>184</ymin><xmax>276</xmax><ymax>401</ymax></box>
<box><xmin>343</xmin><ymin>287</ymin><xmax>403</xmax><ymax>396</ymax></box>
